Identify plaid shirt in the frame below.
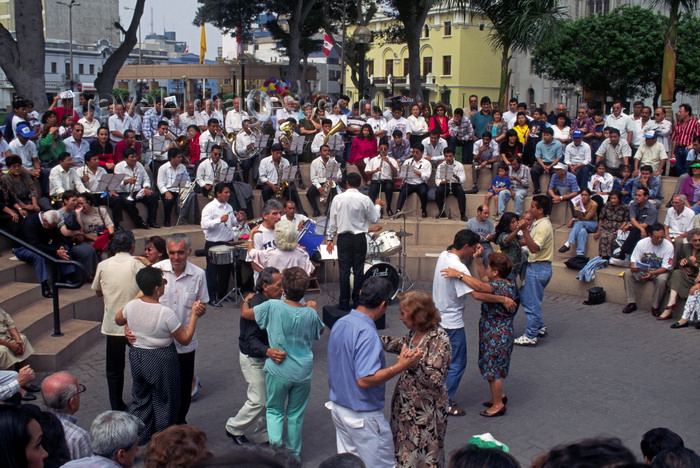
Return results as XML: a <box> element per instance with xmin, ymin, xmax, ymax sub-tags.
<box><xmin>56</xmin><ymin>413</ymin><xmax>92</xmax><ymax>460</ymax></box>
<box><xmin>142</xmin><ymin>108</ymin><xmax>159</xmax><ymax>140</ymax></box>
<box><xmin>447</xmin><ymin>117</ymin><xmax>474</xmax><ymax>141</ymax></box>
<box><xmin>571</xmin><ymin>117</ymin><xmax>596</xmax><ymax>135</ymax></box>
<box><xmin>671</xmin><ymin>118</ymin><xmax>700</xmax><ymax>147</ymax></box>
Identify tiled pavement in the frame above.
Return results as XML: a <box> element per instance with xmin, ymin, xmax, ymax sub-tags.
<box><xmin>46</xmin><ymin>281</ymin><xmax>700</xmax><ymax>467</ymax></box>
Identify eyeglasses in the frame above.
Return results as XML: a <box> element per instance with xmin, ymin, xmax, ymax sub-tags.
<box><xmin>69</xmin><ymin>383</ymin><xmax>87</xmax><ymax>399</ymax></box>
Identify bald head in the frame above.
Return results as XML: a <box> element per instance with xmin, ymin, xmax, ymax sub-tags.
<box><xmin>41</xmin><ymin>372</ymin><xmax>81</xmax><ymax>414</ymax></box>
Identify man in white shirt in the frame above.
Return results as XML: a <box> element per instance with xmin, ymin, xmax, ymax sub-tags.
<box><xmin>470</xmin><ymin>132</ymin><xmax>501</xmax><ymax>192</ymax></box>
<box><xmin>664</xmin><ymin>194</ymin><xmax>695</xmax><ymax>250</ymax></box>
<box><xmin>179</xmin><ymin>101</ymin><xmax>200</xmax><ymax>129</ymax></box>
<box><xmin>149</xmin><ymin>120</ymin><xmax>176</xmax><ymax>183</ymax></box>
<box><xmin>247</xmin><ymin>199</ymin><xmax>283</xmax><ymax>278</ymax></box>
<box><xmin>235</xmin><ymin>119</ymin><xmax>259</xmax><ymax>184</ymax></box>
<box><xmin>366</xmin><ymin>141</ymin><xmax>399</xmax><ymax>217</ymax></box>
<box><xmin>153</xmin><ymin>233</ymin><xmax>208</xmax><ymax>424</ymax></box>
<box><xmin>631</xmin><ymin>106</ymin><xmax>655</xmax><ymax>154</ymax></box>
<box><xmin>201</xmin><ymin>183</ymin><xmax>249</xmax><ymax>305</ymax></box>
<box><xmin>64</xmin><ymin>123</ymin><xmax>90</xmax><ymax>166</ymax></box>
<box><xmin>197</xmin><ymin>99</ymin><xmax>216</xmax><ymax>130</ymax></box>
<box><xmin>49</xmin><ymin>152</ymin><xmax>87</xmax><ymax>199</ymax></box>
<box><xmin>83</xmin><ymin>152</ymin><xmax>125</xmax><ymax>227</ymax></box>
<box><xmin>10</xmin><ymin>123</ymin><xmax>40</xmax><ymax>176</ymax></box>
<box><xmin>158</xmin><ymin>148</ymin><xmax>198</xmax><ymax>227</ymax></box>
<box><xmin>421</xmin><ymin>129</ymin><xmax>448</xmax><ymax>165</ymax></box>
<box><xmin>224</xmin><ymin>97</ymin><xmax>249</xmax><ymax>133</ymax></box>
<box><xmin>196</xmin><ymin>144</ymin><xmax>229</xmax><ymax>199</ymax></box>
<box><xmin>198</xmin><ymin>118</ymin><xmax>225</xmax><ymax>161</ymax></box>
<box><xmin>634</xmin><ymin>131</ymin><xmax>668</xmax><ymax>177</ymax></box>
<box><xmin>385</xmin><ymin>105</ymin><xmax>411</xmax><ymax>141</ymax></box>
<box><xmin>307</xmin><ymin>144</ymin><xmax>342</xmax><ymax>217</ymax></box>
<box><xmin>432</xmin><ymin>229</ymin><xmax>515</xmax><ymax>416</ymax></box>
<box><xmin>279</xmin><ymin>199</ymin><xmax>308</xmax><ymax>231</ymax></box>
<box><xmin>507</xmin><ymin>102</ymin><xmax>533</xmax><ymax>129</ymax></box>
<box><xmin>435</xmin><ymin>148</ymin><xmax>467</xmax><ymax>221</ymax></box>
<box><xmin>326</xmin><ymin>172</ymin><xmax>384</xmax><ymax>310</ymax></box>
<box><xmin>502</xmin><ymin>98</ymin><xmax>519</xmax><ymax>127</ymax></box>
<box><xmin>107</xmin><ymin>103</ymin><xmax>133</xmax><ymax>145</ymax></box>
<box><xmin>366</xmin><ymin>106</ymin><xmax>388</xmax><ymax>140</ymax></box>
<box><xmin>651</xmin><ymin>107</ymin><xmax>673</xmax><ymax>155</ymax></box>
<box><xmin>114</xmin><ymin>148</ymin><xmax>159</xmax><ymax>228</ymax></box>
<box><xmin>595</xmin><ymin>128</ymin><xmax>632</xmax><ymax>177</ymax></box>
<box><xmin>311</xmin><ymin>118</ymin><xmax>344</xmax><ymax>156</ymax></box>
<box><xmin>257</xmin><ymin>143</ymin><xmax>304</xmax><ymax>211</ymax></box>
<box><xmin>605</xmin><ymin>100</ymin><xmax>634</xmax><ymax>144</ymax></box>
<box><xmin>396</xmin><ymin>143</ymin><xmax>432</xmax><ymax>217</ymax></box>
<box><xmin>564</xmin><ymin>129</ymin><xmax>593</xmax><ymax>192</ymax></box>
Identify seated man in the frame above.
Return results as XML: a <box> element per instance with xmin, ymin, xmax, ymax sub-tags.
<box><xmin>0</xmin><ymin>366</ymin><xmax>35</xmax><ymax>404</ymax></box>
<box><xmin>114</xmin><ymin>129</ymin><xmax>142</xmax><ymax>163</ymax></box>
<box><xmin>500</xmin><ymin>156</ymin><xmax>530</xmax><ymax>216</ymax></box>
<box><xmin>633</xmin><ymin>130</ymin><xmax>667</xmax><ymax>177</ymax></box>
<box><xmin>547</xmin><ymin>162</ymin><xmax>579</xmax><ymax>216</ymax></box>
<box><xmin>421</xmin><ymin>129</ymin><xmax>447</xmax><ymax>165</ymax></box>
<box><xmin>279</xmin><ymin>199</ymin><xmax>309</xmax><ymax>231</ymax></box>
<box><xmin>48</xmin><ymin>152</ymin><xmax>88</xmax><ymax>205</ymax></box>
<box><xmin>615</xmin><ymin>187</ymin><xmax>658</xmax><ymax>260</ymax></box>
<box><xmin>595</xmin><ymin>127</ymin><xmax>631</xmax><ymax>178</ymax></box>
<box><xmin>82</xmin><ymin>152</ymin><xmax>124</xmax><ymax>227</ymax></box>
<box><xmin>564</xmin><ymin>129</ymin><xmax>593</xmax><ymax>193</ymax></box>
<box><xmin>435</xmin><ymin>148</ymin><xmax>467</xmax><ymax>221</ymax></box>
<box><xmin>196</xmin><ymin>144</ymin><xmax>230</xmax><ymax>199</ymax></box>
<box><xmin>387</xmin><ymin>129</ymin><xmax>411</xmax><ymax>163</ymax></box>
<box><xmin>235</xmin><ymin>119</ymin><xmax>260</xmax><ymax>184</ymax></box>
<box><xmin>531</xmin><ymin>127</ymin><xmax>563</xmax><ymax>195</ymax></box>
<box><xmin>622</xmin><ymin>223</ymin><xmax>673</xmax><ymax>317</ymax></box>
<box><xmin>258</xmin><ymin>143</ymin><xmax>304</xmax><ymax>210</ymax></box>
<box><xmin>366</xmin><ymin>141</ymin><xmax>399</xmax><ymax>217</ymax></box>
<box><xmin>466</xmin><ymin>204</ymin><xmax>495</xmax><ymax>267</ymax></box>
<box><xmin>396</xmin><ymin>143</ymin><xmax>431</xmax><ymax>218</ymax></box>
<box><xmin>62</xmin><ymin>411</ymin><xmax>143</xmax><ymax>468</ymax></box>
<box><xmin>307</xmin><ymin>144</ymin><xmax>343</xmax><ymax>217</ymax></box>
<box><xmin>157</xmin><ymin>147</ymin><xmax>198</xmax><ymax>227</ymax></box>
<box><xmin>311</xmin><ymin>118</ymin><xmax>345</xmax><ymax>157</ymax></box>
<box><xmin>469</xmin><ymin>132</ymin><xmax>500</xmax><ymax>193</ymax></box>
<box><xmin>114</xmin><ymin>148</ymin><xmax>159</xmax><ymax>229</ymax></box>
<box><xmin>148</xmin><ymin>120</ymin><xmax>176</xmax><ymax>185</ymax></box>
<box><xmin>631</xmin><ymin>164</ymin><xmax>663</xmax><ymax>207</ymax></box>
<box><xmin>664</xmin><ymin>194</ymin><xmax>695</xmax><ymax>253</ymax></box>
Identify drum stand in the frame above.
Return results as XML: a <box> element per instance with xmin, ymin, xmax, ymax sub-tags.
<box><xmin>395</xmin><ymin>212</ymin><xmax>414</xmax><ymax>294</ymax></box>
<box><xmin>215</xmin><ymin>255</ymin><xmax>245</xmax><ymax>306</ymax></box>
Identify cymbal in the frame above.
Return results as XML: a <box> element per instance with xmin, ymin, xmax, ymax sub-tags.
<box><xmin>396</xmin><ymin>230</ymin><xmax>413</xmax><ymax>238</ymax></box>
<box><xmin>388</xmin><ymin>209</ymin><xmax>415</xmax><ymax>219</ymax></box>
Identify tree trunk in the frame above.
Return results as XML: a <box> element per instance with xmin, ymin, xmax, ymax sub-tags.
<box><xmin>0</xmin><ymin>0</ymin><xmax>47</xmax><ymax>109</ymax></box>
<box><xmin>282</xmin><ymin>0</ymin><xmax>318</xmax><ymax>95</ymax></box>
<box><xmin>498</xmin><ymin>47</ymin><xmax>511</xmax><ymax>111</ymax></box>
<box><xmin>93</xmin><ymin>0</ymin><xmax>145</xmax><ymax>98</ymax></box>
<box><xmin>660</xmin><ymin>4</ymin><xmax>679</xmax><ymax>116</ymax></box>
<box><xmin>406</xmin><ymin>29</ymin><xmax>423</xmax><ymax>104</ymax></box>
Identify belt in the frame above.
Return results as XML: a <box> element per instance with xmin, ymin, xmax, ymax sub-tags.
<box><xmin>531</xmin><ymin>260</ymin><xmax>552</xmax><ymax>263</ymax></box>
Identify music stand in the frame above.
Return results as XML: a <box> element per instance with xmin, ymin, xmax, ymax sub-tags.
<box><xmin>254</xmin><ymin>134</ymin><xmax>270</xmax><ymax>155</ymax></box>
<box><xmin>174</xmin><ymin>172</ymin><xmax>193</xmax><ymax>225</ymax></box>
<box><xmin>96</xmin><ymin>173</ymin><xmax>125</xmax><ymax>193</ymax></box>
<box><xmin>437</xmin><ymin>164</ymin><xmax>453</xmax><ymax>219</ymax></box>
<box><xmin>327</xmin><ymin>134</ymin><xmax>343</xmax><ymax>157</ymax></box>
<box><xmin>290</xmin><ymin>134</ymin><xmax>305</xmax><ymax>155</ymax></box>
<box><xmin>280</xmin><ymin>165</ymin><xmax>297</xmax><ymax>183</ymax></box>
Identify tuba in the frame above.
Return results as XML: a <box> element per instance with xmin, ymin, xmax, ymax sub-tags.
<box><xmin>278</xmin><ymin>120</ymin><xmax>294</xmax><ymax>146</ymax></box>
<box><xmin>323</xmin><ymin>120</ymin><xmax>347</xmax><ymax>145</ymax></box>
<box><xmin>238</xmin><ymin>89</ymin><xmax>272</xmax><ymax>160</ymax></box>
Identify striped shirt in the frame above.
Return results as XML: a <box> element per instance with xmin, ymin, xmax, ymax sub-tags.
<box><xmin>671</xmin><ymin>118</ymin><xmax>700</xmax><ymax>147</ymax></box>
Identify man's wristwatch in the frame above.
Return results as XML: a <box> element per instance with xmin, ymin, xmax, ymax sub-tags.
<box><xmin>458</xmin><ymin>273</ymin><xmax>464</xmax><ymax>281</ymax></box>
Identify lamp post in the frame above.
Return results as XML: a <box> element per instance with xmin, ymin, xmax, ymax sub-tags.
<box><xmin>240</xmin><ymin>55</ymin><xmax>247</xmax><ymax>100</ymax></box>
<box><xmin>123</xmin><ymin>5</ymin><xmax>142</xmax><ymax>65</ymax></box>
<box><xmin>352</xmin><ymin>26</ymin><xmax>371</xmax><ymax>102</ymax></box>
<box><xmin>57</xmin><ymin>0</ymin><xmax>80</xmax><ymax>90</ymax></box>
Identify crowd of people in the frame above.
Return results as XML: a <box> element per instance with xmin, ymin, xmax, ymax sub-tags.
<box><xmin>1</xmin><ymin>92</ymin><xmax>700</xmax><ymax>467</ymax></box>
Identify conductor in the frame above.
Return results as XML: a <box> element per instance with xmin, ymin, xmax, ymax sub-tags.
<box><xmin>326</xmin><ymin>172</ymin><xmax>385</xmax><ymax>310</ymax></box>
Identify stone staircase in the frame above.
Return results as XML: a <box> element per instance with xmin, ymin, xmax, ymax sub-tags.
<box><xmin>0</xmin><ymin>161</ymin><xmax>681</xmax><ymax>371</ymax></box>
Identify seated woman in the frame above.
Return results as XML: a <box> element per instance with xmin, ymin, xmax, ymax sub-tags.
<box><xmin>659</xmin><ymin>229</ymin><xmax>700</xmax><ymax>320</ymax></box>
<box><xmin>593</xmin><ymin>190</ymin><xmax>629</xmax><ymax>260</ymax></box>
<box><xmin>671</xmin><ymin>282</ymin><xmax>700</xmax><ymax>329</ymax></box>
<box><xmin>75</xmin><ymin>193</ymin><xmax>114</xmax><ymax>253</ymax></box>
<box><xmin>115</xmin><ymin>266</ymin><xmax>206</xmax><ymax>446</ymax></box>
<box><xmin>679</xmin><ymin>162</ymin><xmax>700</xmax><ymax>214</ymax></box>
<box><xmin>56</xmin><ymin>190</ymin><xmax>98</xmax><ymax>277</ymax></box>
<box><xmin>1</xmin><ymin>155</ymin><xmax>51</xmax><ymax>213</ymax></box>
<box><xmin>348</xmin><ymin>124</ymin><xmax>377</xmax><ymax>182</ymax></box>
<box><xmin>588</xmin><ymin>161</ymin><xmax>614</xmax><ymax>210</ymax></box>
<box><xmin>0</xmin><ymin>307</ymin><xmax>34</xmax><ymax>371</ymax></box>
<box><xmin>559</xmin><ymin>188</ymin><xmax>598</xmax><ymax>257</ymax></box>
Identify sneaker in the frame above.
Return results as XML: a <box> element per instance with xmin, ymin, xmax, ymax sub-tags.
<box><xmin>514</xmin><ymin>335</ymin><xmax>538</xmax><ymax>346</ymax></box>
<box><xmin>537</xmin><ymin>326</ymin><xmax>548</xmax><ymax>337</ymax></box>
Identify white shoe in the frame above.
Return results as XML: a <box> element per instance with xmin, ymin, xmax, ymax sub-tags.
<box><xmin>514</xmin><ymin>335</ymin><xmax>538</xmax><ymax>346</ymax></box>
<box><xmin>537</xmin><ymin>326</ymin><xmax>548</xmax><ymax>337</ymax></box>
<box><xmin>191</xmin><ymin>376</ymin><xmax>201</xmax><ymax>399</ymax></box>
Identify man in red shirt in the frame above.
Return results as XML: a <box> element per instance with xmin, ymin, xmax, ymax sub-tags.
<box><xmin>114</xmin><ymin>129</ymin><xmax>142</xmax><ymax>163</ymax></box>
<box><xmin>671</xmin><ymin>103</ymin><xmax>700</xmax><ymax>175</ymax></box>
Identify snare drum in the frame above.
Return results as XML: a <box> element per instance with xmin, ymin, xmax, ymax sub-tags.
<box><xmin>374</xmin><ymin>230</ymin><xmax>402</xmax><ymax>257</ymax></box>
<box><xmin>208</xmin><ymin>245</ymin><xmax>236</xmax><ymax>265</ymax></box>
<box><xmin>365</xmin><ymin>233</ymin><xmax>380</xmax><ymax>259</ymax></box>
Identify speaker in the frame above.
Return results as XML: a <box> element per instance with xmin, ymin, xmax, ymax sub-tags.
<box><xmin>322</xmin><ymin>304</ymin><xmax>385</xmax><ymax>330</ymax></box>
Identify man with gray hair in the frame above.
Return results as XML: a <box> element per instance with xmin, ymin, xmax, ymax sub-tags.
<box><xmin>247</xmin><ymin>199</ymin><xmax>283</xmax><ymax>280</ymax></box>
<box><xmin>92</xmin><ymin>229</ymin><xmax>145</xmax><ymax>411</ymax></box>
<box><xmin>62</xmin><ymin>410</ymin><xmax>143</xmax><ymax>467</ymax></box>
<box><xmin>41</xmin><ymin>371</ymin><xmax>92</xmax><ymax>460</ymax></box>
<box><xmin>153</xmin><ymin>233</ymin><xmax>208</xmax><ymax>424</ymax></box>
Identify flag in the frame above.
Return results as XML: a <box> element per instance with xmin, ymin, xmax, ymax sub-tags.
<box><xmin>185</xmin><ymin>45</ymin><xmax>189</xmax><ymax>54</ymax></box>
<box><xmin>199</xmin><ymin>26</ymin><xmax>207</xmax><ymax>64</ymax></box>
<box><xmin>323</xmin><ymin>34</ymin><xmax>333</xmax><ymax>56</ymax></box>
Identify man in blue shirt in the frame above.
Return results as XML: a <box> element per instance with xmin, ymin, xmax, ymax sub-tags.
<box><xmin>531</xmin><ymin>127</ymin><xmax>563</xmax><ymax>194</ymax></box>
<box><xmin>469</xmin><ymin>96</ymin><xmax>494</xmax><ymax>142</ymax></box>
<box><xmin>547</xmin><ymin>162</ymin><xmax>580</xmax><ymax>216</ymax></box>
<box><xmin>326</xmin><ymin>277</ymin><xmax>419</xmax><ymax>468</ymax></box>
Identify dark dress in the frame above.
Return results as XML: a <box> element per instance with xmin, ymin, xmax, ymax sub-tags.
<box><xmin>496</xmin><ymin>232</ymin><xmax>522</xmax><ymax>281</ymax></box>
<box><xmin>381</xmin><ymin>327</ymin><xmax>452</xmax><ymax>468</ymax></box>
<box><xmin>478</xmin><ymin>279</ymin><xmax>518</xmax><ymax>380</ymax></box>
<box><xmin>597</xmin><ymin>203</ymin><xmax>629</xmax><ymax>257</ymax></box>
<box><xmin>669</xmin><ymin>243</ymin><xmax>700</xmax><ymax>299</ymax></box>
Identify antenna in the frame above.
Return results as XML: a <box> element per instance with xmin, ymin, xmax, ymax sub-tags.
<box><xmin>150</xmin><ymin>7</ymin><xmax>154</xmax><ymax>34</ymax></box>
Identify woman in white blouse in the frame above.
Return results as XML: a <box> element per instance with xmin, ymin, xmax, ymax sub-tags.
<box><xmin>407</xmin><ymin>104</ymin><xmax>429</xmax><ymax>147</ymax></box>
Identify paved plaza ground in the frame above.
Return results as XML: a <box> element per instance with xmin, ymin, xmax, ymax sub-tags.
<box><xmin>47</xmin><ymin>281</ymin><xmax>700</xmax><ymax>467</ymax></box>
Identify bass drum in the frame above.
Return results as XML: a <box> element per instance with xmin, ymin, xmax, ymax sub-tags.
<box><xmin>363</xmin><ymin>261</ymin><xmax>400</xmax><ymax>300</ymax></box>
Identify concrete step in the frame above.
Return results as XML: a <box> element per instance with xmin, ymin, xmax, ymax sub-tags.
<box><xmin>26</xmin><ymin>319</ymin><xmax>102</xmax><ymax>372</ymax></box>
<box><xmin>0</xmin><ymin>282</ymin><xmax>43</xmax><ymax>312</ymax></box>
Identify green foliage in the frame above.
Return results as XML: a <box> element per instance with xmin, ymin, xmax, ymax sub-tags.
<box><xmin>112</xmin><ymin>88</ymin><xmax>131</xmax><ymax>104</ymax></box>
<box><xmin>194</xmin><ymin>0</ymin><xmax>266</xmax><ymax>43</ymax></box>
<box><xmin>531</xmin><ymin>5</ymin><xmax>700</xmax><ymax>100</ymax></box>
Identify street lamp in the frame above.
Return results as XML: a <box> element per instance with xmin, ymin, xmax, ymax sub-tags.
<box><xmin>57</xmin><ymin>0</ymin><xmax>80</xmax><ymax>90</ymax></box>
<box><xmin>240</xmin><ymin>55</ymin><xmax>247</xmax><ymax>99</ymax></box>
<box><xmin>123</xmin><ymin>5</ymin><xmax>142</xmax><ymax>65</ymax></box>
<box><xmin>352</xmin><ymin>26</ymin><xmax>371</xmax><ymax>101</ymax></box>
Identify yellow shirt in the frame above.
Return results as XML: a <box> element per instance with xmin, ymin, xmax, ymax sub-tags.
<box><xmin>528</xmin><ymin>217</ymin><xmax>553</xmax><ymax>262</ymax></box>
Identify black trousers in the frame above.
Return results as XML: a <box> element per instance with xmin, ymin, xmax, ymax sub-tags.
<box><xmin>204</xmin><ymin>240</ymin><xmax>232</xmax><ymax>301</ymax></box>
<box><xmin>337</xmin><ymin>232</ymin><xmax>367</xmax><ymax>310</ymax></box>
<box><xmin>306</xmin><ymin>184</ymin><xmax>338</xmax><ymax>215</ymax></box>
<box><xmin>119</xmin><ymin>191</ymin><xmax>158</xmax><ymax>225</ymax></box>
<box><xmin>95</xmin><ymin>194</ymin><xmax>125</xmax><ymax>225</ymax></box>
<box><xmin>397</xmin><ymin>183</ymin><xmax>428</xmax><ymax>213</ymax></box>
<box><xmin>435</xmin><ymin>182</ymin><xmax>466</xmax><ymax>216</ymax></box>
<box><xmin>531</xmin><ymin>164</ymin><xmax>553</xmax><ymax>193</ymax></box>
<box><xmin>621</xmin><ymin>227</ymin><xmax>646</xmax><ymax>255</ymax></box>
<box><xmin>177</xmin><ymin>350</ymin><xmax>195</xmax><ymax>424</ymax></box>
<box><xmin>106</xmin><ymin>335</ymin><xmax>129</xmax><ymax>411</ymax></box>
<box><xmin>369</xmin><ymin>180</ymin><xmax>394</xmax><ymax>209</ymax></box>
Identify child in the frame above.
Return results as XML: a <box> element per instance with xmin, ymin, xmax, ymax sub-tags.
<box><xmin>485</xmin><ymin>164</ymin><xmax>513</xmax><ymax>219</ymax></box>
<box><xmin>588</xmin><ymin>161</ymin><xmax>614</xmax><ymax>212</ymax></box>
<box><xmin>612</xmin><ymin>164</ymin><xmax>634</xmax><ymax>204</ymax></box>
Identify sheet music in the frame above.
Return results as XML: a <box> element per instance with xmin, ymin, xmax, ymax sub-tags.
<box><xmin>290</xmin><ymin>134</ymin><xmax>305</xmax><ymax>154</ymax></box>
<box><xmin>255</xmin><ymin>134</ymin><xmax>270</xmax><ymax>150</ymax></box>
<box><xmin>320</xmin><ymin>245</ymin><xmax>338</xmax><ymax>260</ymax></box>
<box><xmin>440</xmin><ymin>164</ymin><xmax>453</xmax><ymax>183</ymax></box>
<box><xmin>281</xmin><ymin>165</ymin><xmax>297</xmax><ymax>182</ymax></box>
<box><xmin>323</xmin><ymin>160</ymin><xmax>340</xmax><ymax>180</ymax></box>
<box><xmin>328</xmin><ymin>134</ymin><xmax>343</xmax><ymax>152</ymax></box>
<box><xmin>97</xmin><ymin>173</ymin><xmax>126</xmax><ymax>192</ymax></box>
<box><xmin>220</xmin><ymin>167</ymin><xmax>235</xmax><ymax>183</ymax></box>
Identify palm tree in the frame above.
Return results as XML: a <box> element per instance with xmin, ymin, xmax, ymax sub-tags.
<box><xmin>652</xmin><ymin>0</ymin><xmax>699</xmax><ymax>114</ymax></box>
<box><xmin>471</xmin><ymin>0</ymin><xmax>567</xmax><ymax>110</ymax></box>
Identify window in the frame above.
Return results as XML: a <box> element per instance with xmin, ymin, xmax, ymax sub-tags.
<box><xmin>404</xmin><ymin>58</ymin><xmax>409</xmax><ymax>76</ymax></box>
<box><xmin>65</xmin><ymin>62</ymin><xmax>70</xmax><ymax>77</ymax></box>
<box><xmin>423</xmin><ymin>56</ymin><xmax>432</xmax><ymax>76</ymax></box>
<box><xmin>385</xmin><ymin>59</ymin><xmax>393</xmax><ymax>77</ymax></box>
<box><xmin>78</xmin><ymin>63</ymin><xmax>84</xmax><ymax>74</ymax></box>
<box><xmin>444</xmin><ymin>21</ymin><xmax>452</xmax><ymax>36</ymax></box>
<box><xmin>423</xmin><ymin>25</ymin><xmax>429</xmax><ymax>38</ymax></box>
<box><xmin>588</xmin><ymin>0</ymin><xmax>610</xmax><ymax>14</ymax></box>
<box><xmin>51</xmin><ymin>62</ymin><xmax>57</xmax><ymax>73</ymax></box>
<box><xmin>89</xmin><ymin>64</ymin><xmax>95</xmax><ymax>75</ymax></box>
<box><xmin>367</xmin><ymin>60</ymin><xmax>374</xmax><ymax>77</ymax></box>
<box><xmin>442</xmin><ymin>56</ymin><xmax>451</xmax><ymax>75</ymax></box>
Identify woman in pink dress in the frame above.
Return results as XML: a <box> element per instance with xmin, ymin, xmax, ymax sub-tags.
<box><xmin>349</xmin><ymin>124</ymin><xmax>377</xmax><ymax>182</ymax></box>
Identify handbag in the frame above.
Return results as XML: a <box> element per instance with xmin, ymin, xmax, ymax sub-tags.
<box><xmin>584</xmin><ymin>287</ymin><xmax>606</xmax><ymax>305</ymax></box>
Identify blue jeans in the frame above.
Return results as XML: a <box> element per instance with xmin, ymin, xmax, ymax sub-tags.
<box><xmin>675</xmin><ymin>147</ymin><xmax>690</xmax><ymax>175</ymax></box>
<box><xmin>521</xmin><ymin>262</ymin><xmax>552</xmax><ymax>338</ymax></box>
<box><xmin>498</xmin><ymin>187</ymin><xmax>528</xmax><ymax>215</ymax></box>
<box><xmin>445</xmin><ymin>327</ymin><xmax>466</xmax><ymax>400</ymax></box>
<box><xmin>567</xmin><ymin>220</ymin><xmax>598</xmax><ymax>255</ymax></box>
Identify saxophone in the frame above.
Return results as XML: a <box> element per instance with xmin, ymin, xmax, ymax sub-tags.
<box><xmin>274</xmin><ymin>163</ymin><xmax>289</xmax><ymax>199</ymax></box>
<box><xmin>208</xmin><ymin>163</ymin><xmax>221</xmax><ymax>200</ymax></box>
<box><xmin>319</xmin><ymin>179</ymin><xmax>336</xmax><ymax>203</ymax></box>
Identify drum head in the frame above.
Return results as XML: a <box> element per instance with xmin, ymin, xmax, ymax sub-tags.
<box><xmin>363</xmin><ymin>262</ymin><xmax>400</xmax><ymax>299</ymax></box>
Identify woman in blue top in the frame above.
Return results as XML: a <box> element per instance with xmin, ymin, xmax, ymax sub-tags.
<box><xmin>241</xmin><ymin>266</ymin><xmax>324</xmax><ymax>455</ymax></box>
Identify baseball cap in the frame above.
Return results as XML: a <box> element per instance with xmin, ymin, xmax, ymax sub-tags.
<box><xmin>572</xmin><ymin>129</ymin><xmax>584</xmax><ymax>138</ymax></box>
<box><xmin>16</xmin><ymin>122</ymin><xmax>36</xmax><ymax>138</ymax></box>
<box><xmin>553</xmin><ymin>162</ymin><xmax>568</xmax><ymax>171</ymax></box>
<box><xmin>644</xmin><ymin>130</ymin><xmax>657</xmax><ymax>139</ymax></box>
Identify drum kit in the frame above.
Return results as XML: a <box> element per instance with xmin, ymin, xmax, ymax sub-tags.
<box><xmin>207</xmin><ymin>241</ymin><xmax>249</xmax><ymax>306</ymax></box>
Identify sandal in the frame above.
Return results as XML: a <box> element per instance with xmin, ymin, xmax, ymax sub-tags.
<box><xmin>447</xmin><ymin>404</ymin><xmax>466</xmax><ymax>416</ymax></box>
<box><xmin>482</xmin><ymin>395</ymin><xmax>508</xmax><ymax>408</ymax></box>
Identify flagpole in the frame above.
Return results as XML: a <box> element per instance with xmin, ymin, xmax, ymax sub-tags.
<box><xmin>200</xmin><ymin>25</ymin><xmax>207</xmax><ymax>101</ymax></box>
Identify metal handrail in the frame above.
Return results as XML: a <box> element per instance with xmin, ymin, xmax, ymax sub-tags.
<box><xmin>0</xmin><ymin>228</ymin><xmax>86</xmax><ymax>337</ymax></box>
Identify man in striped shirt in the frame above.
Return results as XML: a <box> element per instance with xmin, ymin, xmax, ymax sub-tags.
<box><xmin>671</xmin><ymin>103</ymin><xmax>700</xmax><ymax>175</ymax></box>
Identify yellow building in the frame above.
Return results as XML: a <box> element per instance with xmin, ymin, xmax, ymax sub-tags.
<box><xmin>345</xmin><ymin>6</ymin><xmax>502</xmax><ymax>111</ymax></box>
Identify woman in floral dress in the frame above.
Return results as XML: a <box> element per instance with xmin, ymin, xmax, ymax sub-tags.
<box><xmin>494</xmin><ymin>213</ymin><xmax>521</xmax><ymax>281</ymax></box>
<box><xmin>593</xmin><ymin>189</ymin><xmax>629</xmax><ymax>259</ymax></box>
<box><xmin>380</xmin><ymin>290</ymin><xmax>451</xmax><ymax>468</ymax></box>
